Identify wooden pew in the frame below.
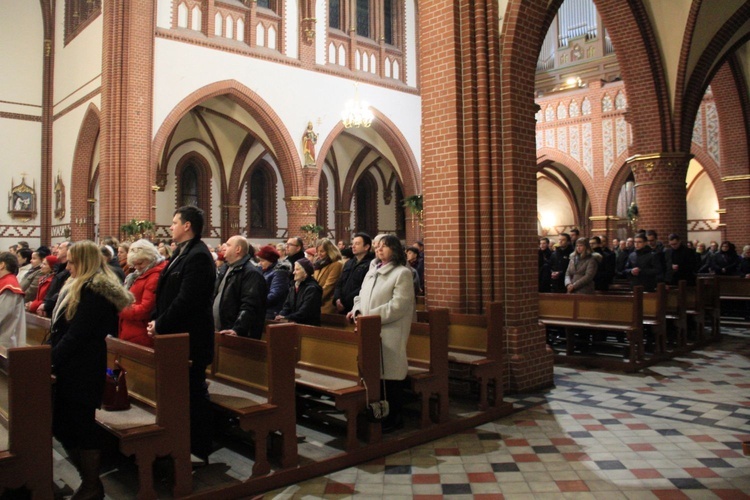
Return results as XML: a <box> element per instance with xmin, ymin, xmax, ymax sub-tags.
<box><xmin>96</xmin><ymin>334</ymin><xmax>191</xmax><ymax>500</ymax></box>
<box><xmin>294</xmin><ymin>315</ymin><xmax>382</xmax><ymax>451</ymax></box>
<box><xmin>24</xmin><ymin>311</ymin><xmax>50</xmax><ymax>346</ymax></box>
<box><xmin>717</xmin><ymin>275</ymin><xmax>750</xmax><ymax>329</ymax></box>
<box><xmin>0</xmin><ymin>345</ymin><xmax>53</xmax><ymax>499</ymax></box>
<box><xmin>684</xmin><ymin>281</ymin><xmax>706</xmax><ymax>345</ymax></box>
<box><xmin>665</xmin><ymin>281</ymin><xmax>688</xmax><ymax>350</ymax></box>
<box><xmin>207</xmin><ymin>325</ymin><xmax>298</xmax><ymax>476</ymax></box>
<box><xmin>321</xmin><ymin>310</ymin><xmax>451</xmax><ymax>428</ymax></box>
<box><xmin>539</xmin><ymin>289</ymin><xmax>644</xmax><ymax>367</ymax></box>
<box><xmin>433</xmin><ymin>302</ymin><xmax>504</xmax><ymax>411</ymax></box>
<box><xmin>698</xmin><ymin>276</ymin><xmax>721</xmax><ymax>340</ymax></box>
<box><xmin>406</xmin><ymin>308</ymin><xmax>450</xmax><ymax>427</ymax></box>
<box><xmin>642</xmin><ymin>283</ymin><xmax>667</xmax><ymax>356</ymax></box>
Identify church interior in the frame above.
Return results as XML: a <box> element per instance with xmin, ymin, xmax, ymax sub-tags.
<box><xmin>1</xmin><ymin>0</ymin><xmax>749</xmax><ymax>498</ymax></box>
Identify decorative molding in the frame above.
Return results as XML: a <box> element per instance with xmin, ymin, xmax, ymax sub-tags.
<box><xmin>633</xmin><ymin>180</ymin><xmax>675</xmax><ymax>188</ymax></box>
<box><xmin>721</xmin><ymin>175</ymin><xmax>750</xmax><ymax>182</ymax></box>
<box><xmin>588</xmin><ymin>215</ymin><xmax>620</xmax><ymax>221</ymax></box>
<box><xmin>626</xmin><ymin>152</ymin><xmax>693</xmax><ymax>175</ymax></box>
<box><xmin>723</xmin><ymin>195</ymin><xmax>750</xmax><ymax>201</ymax></box>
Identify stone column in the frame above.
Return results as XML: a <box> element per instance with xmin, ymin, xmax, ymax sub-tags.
<box><xmin>626</xmin><ymin>153</ymin><xmax>692</xmax><ymax>239</ymax></box>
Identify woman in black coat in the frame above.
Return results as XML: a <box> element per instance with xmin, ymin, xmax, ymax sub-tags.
<box><xmin>276</xmin><ymin>258</ymin><xmax>322</xmax><ymax>326</ymax></box>
<box><xmin>49</xmin><ymin>240</ymin><xmax>133</xmax><ymax>500</ymax></box>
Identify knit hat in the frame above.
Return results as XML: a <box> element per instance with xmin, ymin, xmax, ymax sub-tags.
<box><xmin>44</xmin><ymin>255</ymin><xmax>58</xmax><ymax>268</ymax></box>
<box><xmin>296</xmin><ymin>258</ymin><xmax>314</xmax><ymax>277</ymax></box>
<box><xmin>305</xmin><ymin>247</ymin><xmax>317</xmax><ymax>258</ymax></box>
<box><xmin>256</xmin><ymin>245</ymin><xmax>280</xmax><ymax>264</ymax></box>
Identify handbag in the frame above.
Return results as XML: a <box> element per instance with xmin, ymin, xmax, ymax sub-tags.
<box><xmin>362</xmin><ymin>377</ymin><xmax>389</xmax><ymax>422</ymax></box>
<box><xmin>102</xmin><ymin>361</ymin><xmax>130</xmax><ymax>411</ymax></box>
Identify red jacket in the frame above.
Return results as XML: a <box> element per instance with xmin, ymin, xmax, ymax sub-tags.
<box><xmin>28</xmin><ymin>273</ymin><xmax>55</xmax><ymax>314</ymax></box>
<box><xmin>118</xmin><ymin>261</ymin><xmax>166</xmax><ymax>347</ymax></box>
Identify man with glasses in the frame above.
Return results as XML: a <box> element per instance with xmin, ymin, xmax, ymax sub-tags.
<box><xmin>284</xmin><ymin>237</ymin><xmax>305</xmax><ymax>282</ymax></box>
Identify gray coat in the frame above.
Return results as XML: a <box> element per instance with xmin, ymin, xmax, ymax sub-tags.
<box><xmin>352</xmin><ymin>262</ymin><xmax>415</xmax><ymax>380</ymax></box>
<box><xmin>564</xmin><ymin>253</ymin><xmax>600</xmax><ymax>294</ymax></box>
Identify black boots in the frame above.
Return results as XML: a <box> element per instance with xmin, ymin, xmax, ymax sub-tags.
<box><xmin>69</xmin><ymin>449</ymin><xmax>104</xmax><ymax>500</ymax></box>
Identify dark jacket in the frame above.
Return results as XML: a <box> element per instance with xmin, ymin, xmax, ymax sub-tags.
<box><xmin>50</xmin><ymin>273</ymin><xmax>133</xmax><ymax>409</ymax></box>
<box><xmin>333</xmin><ymin>252</ymin><xmax>375</xmax><ymax>313</ymax></box>
<box><xmin>153</xmin><ymin>238</ymin><xmax>216</xmax><ymax>368</ymax></box>
<box><xmin>43</xmin><ymin>265</ymin><xmax>71</xmax><ymax>313</ymax></box>
<box><xmin>625</xmin><ymin>247</ymin><xmax>662</xmax><ymax>292</ymax></box>
<box><xmin>214</xmin><ymin>255</ymin><xmax>267</xmax><ymax>339</ymax></box>
<box><xmin>279</xmin><ymin>276</ymin><xmax>322</xmax><ymax>326</ymax></box>
<box><xmin>665</xmin><ymin>244</ymin><xmax>697</xmax><ymax>285</ymax></box>
<box><xmin>548</xmin><ymin>244</ymin><xmax>574</xmax><ymax>293</ymax></box>
<box><xmin>710</xmin><ymin>249</ymin><xmax>741</xmax><ymax>276</ymax></box>
<box><xmin>285</xmin><ymin>250</ymin><xmax>305</xmax><ymax>282</ymax></box>
<box><xmin>592</xmin><ymin>248</ymin><xmax>616</xmax><ymax>291</ymax></box>
<box><xmin>263</xmin><ymin>263</ymin><xmax>289</xmax><ymax>319</ymax></box>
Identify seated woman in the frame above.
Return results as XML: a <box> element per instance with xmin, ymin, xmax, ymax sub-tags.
<box><xmin>26</xmin><ymin>255</ymin><xmax>58</xmax><ymax>314</ymax></box>
<box><xmin>276</xmin><ymin>258</ymin><xmax>322</xmax><ymax>326</ymax></box>
<box><xmin>119</xmin><ymin>239</ymin><xmax>166</xmax><ymax>347</ymax></box>
<box><xmin>313</xmin><ymin>238</ymin><xmax>343</xmax><ymax>314</ymax></box>
<box><xmin>256</xmin><ymin>245</ymin><xmax>289</xmax><ymax>319</ymax></box>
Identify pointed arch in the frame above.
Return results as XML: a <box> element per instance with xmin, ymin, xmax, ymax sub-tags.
<box><xmin>151</xmin><ymin>79</ymin><xmax>302</xmax><ymax>200</ymax></box>
<box><xmin>70</xmin><ymin>103</ymin><xmax>100</xmax><ymax>241</ymax></box>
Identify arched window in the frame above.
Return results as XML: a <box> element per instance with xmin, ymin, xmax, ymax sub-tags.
<box><xmin>395</xmin><ymin>183</ymin><xmax>406</xmax><ymax>240</ymax></box>
<box><xmin>176</xmin><ymin>153</ymin><xmax>212</xmax><ymax>237</ymax></box>
<box><xmin>65</xmin><ymin>0</ymin><xmax>102</xmax><ymax>44</ymax></box>
<box><xmin>356</xmin><ymin>0</ymin><xmax>370</xmax><ymax>38</ymax></box>
<box><xmin>355</xmin><ymin>171</ymin><xmax>378</xmax><ymax>237</ymax></box>
<box><xmin>329</xmin><ymin>0</ymin><xmax>342</xmax><ymax>30</ymax></box>
<box><xmin>245</xmin><ymin>163</ymin><xmax>277</xmax><ymax>238</ymax></box>
<box><xmin>181</xmin><ymin>165</ymin><xmax>199</xmax><ymax>207</ymax></box>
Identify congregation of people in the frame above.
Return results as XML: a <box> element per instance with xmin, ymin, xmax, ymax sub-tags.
<box><xmin>0</xmin><ymin>208</ymin><xmax>427</xmax><ymax>498</ymax></box>
<box><xmin>539</xmin><ymin>229</ymin><xmax>750</xmax><ymax>296</ymax></box>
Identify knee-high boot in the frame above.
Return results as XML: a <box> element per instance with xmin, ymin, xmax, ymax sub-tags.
<box><xmin>70</xmin><ymin>449</ymin><xmax>104</xmax><ymax>500</ymax></box>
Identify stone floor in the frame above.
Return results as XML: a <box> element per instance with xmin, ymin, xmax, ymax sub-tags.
<box><xmin>42</xmin><ymin>327</ymin><xmax>750</xmax><ymax>499</ymax></box>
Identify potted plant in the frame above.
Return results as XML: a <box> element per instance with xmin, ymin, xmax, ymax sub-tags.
<box><xmin>403</xmin><ymin>194</ymin><xmax>424</xmax><ymax>227</ymax></box>
<box><xmin>300</xmin><ymin>223</ymin><xmax>324</xmax><ymax>248</ymax></box>
<box><xmin>120</xmin><ymin>219</ymin><xmax>155</xmax><ymax>241</ymax></box>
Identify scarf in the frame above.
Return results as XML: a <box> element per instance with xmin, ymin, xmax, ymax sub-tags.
<box><xmin>124</xmin><ymin>258</ymin><xmax>163</xmax><ymax>290</ymax></box>
<box><xmin>0</xmin><ymin>273</ymin><xmax>24</xmax><ymax>296</ymax></box>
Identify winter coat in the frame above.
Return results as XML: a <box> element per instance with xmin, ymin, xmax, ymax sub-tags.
<box><xmin>333</xmin><ymin>252</ymin><xmax>375</xmax><ymax>313</ymax></box>
<box><xmin>27</xmin><ymin>272</ymin><xmax>56</xmax><ymax>314</ymax></box>
<box><xmin>21</xmin><ymin>266</ymin><xmax>42</xmax><ymax>302</ymax></box>
<box><xmin>49</xmin><ymin>272</ymin><xmax>133</xmax><ymax>409</ymax></box>
<box><xmin>153</xmin><ymin>238</ymin><xmax>216</xmax><ymax>368</ymax></box>
<box><xmin>665</xmin><ymin>244</ymin><xmax>697</xmax><ymax>285</ymax></box>
<box><xmin>625</xmin><ymin>247</ymin><xmax>662</xmax><ymax>292</ymax></box>
<box><xmin>279</xmin><ymin>276</ymin><xmax>322</xmax><ymax>326</ymax></box>
<box><xmin>213</xmin><ymin>255</ymin><xmax>267</xmax><ymax>339</ymax></box>
<box><xmin>565</xmin><ymin>253</ymin><xmax>600</xmax><ymax>294</ymax></box>
<box><xmin>548</xmin><ymin>245</ymin><xmax>574</xmax><ymax>292</ymax></box>
<box><xmin>314</xmin><ymin>259</ymin><xmax>343</xmax><ymax>314</ymax></box>
<box><xmin>263</xmin><ymin>264</ymin><xmax>289</xmax><ymax>319</ymax></box>
<box><xmin>710</xmin><ymin>250</ymin><xmax>741</xmax><ymax>276</ymax></box>
<box><xmin>119</xmin><ymin>261</ymin><xmax>167</xmax><ymax>346</ymax></box>
<box><xmin>352</xmin><ymin>262</ymin><xmax>416</xmax><ymax>380</ymax></box>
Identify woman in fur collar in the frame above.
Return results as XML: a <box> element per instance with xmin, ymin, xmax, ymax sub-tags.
<box><xmin>49</xmin><ymin>240</ymin><xmax>133</xmax><ymax>500</ymax></box>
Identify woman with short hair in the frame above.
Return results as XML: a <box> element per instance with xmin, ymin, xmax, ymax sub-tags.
<box><xmin>565</xmin><ymin>238</ymin><xmax>600</xmax><ymax>294</ymax></box>
<box><xmin>349</xmin><ymin>234</ymin><xmax>416</xmax><ymax>432</ymax></box>
<box><xmin>119</xmin><ymin>239</ymin><xmax>166</xmax><ymax>347</ymax></box>
<box><xmin>49</xmin><ymin>241</ymin><xmax>133</xmax><ymax>499</ymax></box>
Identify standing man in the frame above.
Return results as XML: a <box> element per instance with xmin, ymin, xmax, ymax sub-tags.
<box><xmin>548</xmin><ymin>233</ymin><xmax>574</xmax><ymax>293</ymax></box>
<box><xmin>213</xmin><ymin>235</ymin><xmax>267</xmax><ymax>339</ymax></box>
<box><xmin>334</xmin><ymin>232</ymin><xmax>375</xmax><ymax>314</ymax></box>
<box><xmin>283</xmin><ymin>237</ymin><xmax>305</xmax><ymax>280</ymax></box>
<box><xmin>665</xmin><ymin>233</ymin><xmax>697</xmax><ymax>285</ymax></box>
<box><xmin>538</xmin><ymin>237</ymin><xmax>552</xmax><ymax>293</ymax></box>
<box><xmin>589</xmin><ymin>236</ymin><xmax>616</xmax><ymax>291</ymax></box>
<box><xmin>147</xmin><ymin>206</ymin><xmax>216</xmax><ymax>462</ymax></box>
<box><xmin>38</xmin><ymin>240</ymin><xmax>72</xmax><ymax>317</ymax></box>
<box><xmin>625</xmin><ymin>233</ymin><xmax>662</xmax><ymax>292</ymax></box>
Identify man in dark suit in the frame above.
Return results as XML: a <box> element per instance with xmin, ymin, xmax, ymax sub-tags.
<box><xmin>148</xmin><ymin>206</ymin><xmax>215</xmax><ymax>462</ymax></box>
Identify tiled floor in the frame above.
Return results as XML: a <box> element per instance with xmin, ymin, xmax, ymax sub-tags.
<box><xmin>262</xmin><ymin>331</ymin><xmax>750</xmax><ymax>499</ymax></box>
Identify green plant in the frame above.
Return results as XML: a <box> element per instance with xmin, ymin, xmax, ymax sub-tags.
<box><xmin>300</xmin><ymin>224</ymin><xmax>324</xmax><ymax>234</ymax></box>
<box><xmin>403</xmin><ymin>194</ymin><xmax>424</xmax><ymax>227</ymax></box>
<box><xmin>120</xmin><ymin>219</ymin><xmax>155</xmax><ymax>240</ymax></box>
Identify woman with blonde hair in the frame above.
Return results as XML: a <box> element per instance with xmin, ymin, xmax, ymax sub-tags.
<box><xmin>313</xmin><ymin>238</ymin><xmax>344</xmax><ymax>314</ymax></box>
<box><xmin>49</xmin><ymin>241</ymin><xmax>133</xmax><ymax>499</ymax></box>
<box><xmin>119</xmin><ymin>239</ymin><xmax>167</xmax><ymax>346</ymax></box>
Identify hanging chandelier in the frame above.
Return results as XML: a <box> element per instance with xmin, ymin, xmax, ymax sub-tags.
<box><xmin>341</xmin><ymin>83</ymin><xmax>374</xmax><ymax>128</ymax></box>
